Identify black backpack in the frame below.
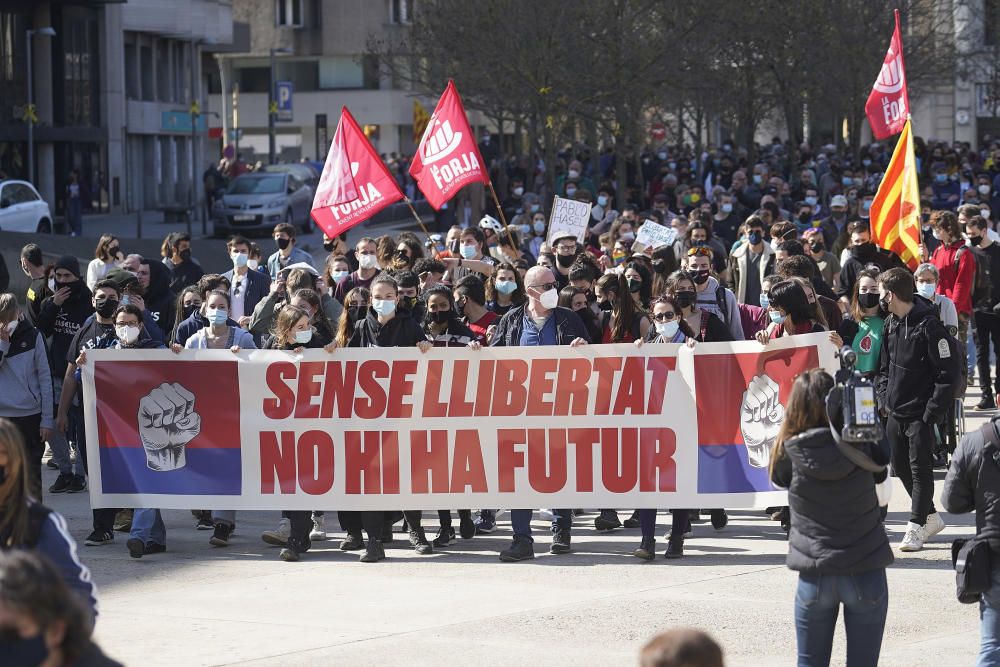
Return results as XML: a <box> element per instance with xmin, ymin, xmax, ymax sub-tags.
<box><xmin>955</xmin><ymin>247</ymin><xmax>991</xmax><ymax>308</ymax></box>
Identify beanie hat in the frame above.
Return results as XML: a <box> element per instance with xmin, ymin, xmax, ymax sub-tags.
<box><xmin>54</xmin><ymin>255</ymin><xmax>81</xmax><ymax>278</ymax></box>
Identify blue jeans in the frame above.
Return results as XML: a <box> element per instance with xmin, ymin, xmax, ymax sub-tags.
<box><xmin>130</xmin><ymin>509</ymin><xmax>165</xmax><ymax>546</ymax></box>
<box><xmin>510</xmin><ymin>509</ymin><xmax>571</xmax><ymax>541</ymax></box>
<box><xmin>794</xmin><ymin>569</ymin><xmax>888</xmax><ymax>667</ymax></box>
<box><xmin>979</xmin><ymin>567</ymin><xmax>1000</xmax><ymax>666</ymax></box>
<box><xmin>53</xmin><ymin>381</ymin><xmax>86</xmax><ymax>477</ymax></box>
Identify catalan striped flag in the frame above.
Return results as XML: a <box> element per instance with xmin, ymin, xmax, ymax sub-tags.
<box><xmin>869</xmin><ymin>118</ymin><xmax>921</xmax><ymax>269</ymax></box>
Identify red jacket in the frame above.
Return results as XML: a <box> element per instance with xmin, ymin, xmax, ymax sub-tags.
<box><xmin>930</xmin><ymin>240</ymin><xmax>975</xmax><ymax>315</ymax></box>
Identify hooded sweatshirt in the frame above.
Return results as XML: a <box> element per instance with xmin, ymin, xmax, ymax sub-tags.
<box><xmin>770</xmin><ymin>427</ymin><xmax>893</xmax><ymax>575</ymax></box>
<box><xmin>694</xmin><ymin>276</ymin><xmax>744</xmax><ymax>341</ymax></box>
<box><xmin>0</xmin><ymin>319</ymin><xmax>54</xmax><ymax>427</ymax></box>
<box><xmin>36</xmin><ymin>282</ymin><xmax>94</xmax><ymax>379</ymax></box>
<box><xmin>143</xmin><ymin>260</ymin><xmax>175</xmax><ymax>334</ymax></box>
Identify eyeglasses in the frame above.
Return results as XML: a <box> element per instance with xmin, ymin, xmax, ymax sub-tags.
<box><xmin>686</xmin><ymin>246</ymin><xmax>712</xmax><ymax>257</ymax></box>
<box><xmin>529</xmin><ymin>282</ymin><xmax>558</xmax><ymax>291</ymax></box>
<box><xmin>652</xmin><ymin>311</ymin><xmax>677</xmax><ymax>322</ymax></box>
<box><xmin>554</xmin><ymin>244</ymin><xmax>576</xmax><ymax>253</ymax></box>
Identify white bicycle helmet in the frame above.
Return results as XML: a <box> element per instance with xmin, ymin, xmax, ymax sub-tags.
<box><xmin>478</xmin><ymin>215</ymin><xmax>503</xmax><ymax>235</ymax></box>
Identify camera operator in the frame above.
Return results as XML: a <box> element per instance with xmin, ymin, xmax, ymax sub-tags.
<box><xmin>943</xmin><ymin>414</ymin><xmax>1000</xmax><ymax>664</ymax></box>
<box><xmin>770</xmin><ymin>368</ymin><xmax>892</xmax><ymax>667</ymax></box>
<box><xmin>875</xmin><ymin>267</ymin><xmax>959</xmax><ymax>552</ymax></box>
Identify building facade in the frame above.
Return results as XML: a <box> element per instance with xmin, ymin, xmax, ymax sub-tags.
<box><xmin>209</xmin><ymin>0</ymin><xmax>432</xmax><ymax>166</ymax></box>
<box><xmin>0</xmin><ymin>0</ymin><xmax>232</xmax><ymax>218</ymax></box>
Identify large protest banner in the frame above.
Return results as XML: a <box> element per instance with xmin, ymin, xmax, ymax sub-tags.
<box><xmin>81</xmin><ymin>334</ymin><xmax>837</xmax><ymax>511</ymax></box>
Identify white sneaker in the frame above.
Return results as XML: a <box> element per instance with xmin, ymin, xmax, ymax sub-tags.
<box><xmin>899</xmin><ymin>522</ymin><xmax>926</xmax><ymax>552</ymax></box>
<box><xmin>261</xmin><ymin>517</ymin><xmax>290</xmax><ymax>546</ymax></box>
<box><xmin>538</xmin><ymin>509</ymin><xmax>555</xmax><ymax>521</ymax></box>
<box><xmin>310</xmin><ymin>513</ymin><xmax>327</xmax><ymax>541</ymax></box>
<box><xmin>923</xmin><ymin>512</ymin><xmax>946</xmax><ymax>539</ymax></box>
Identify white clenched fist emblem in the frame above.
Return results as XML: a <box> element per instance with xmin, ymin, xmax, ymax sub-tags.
<box><xmin>137</xmin><ymin>383</ymin><xmax>201</xmax><ymax>471</ymax></box>
<box><xmin>739</xmin><ymin>374</ymin><xmax>784</xmax><ymax>468</ymax></box>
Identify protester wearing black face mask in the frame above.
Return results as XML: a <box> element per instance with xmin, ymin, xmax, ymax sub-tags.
<box><xmin>0</xmin><ymin>549</ymin><xmax>115</xmax><ymax>666</ymax></box>
<box><xmin>56</xmin><ymin>280</ymin><xmax>125</xmax><ymax>549</ymax></box>
<box><xmin>728</xmin><ymin>216</ymin><xmax>776</xmax><ymax>307</ymax></box>
<box><xmin>837</xmin><ymin>221</ymin><xmax>904</xmax><ymax>306</ymax></box>
<box><xmin>167</xmin><ymin>233</ymin><xmax>204</xmax><ymax>294</ymax></box>
<box><xmin>35</xmin><ymin>255</ymin><xmax>92</xmax><ymax>492</ymax></box>
<box><xmin>967</xmin><ymin>215</ymin><xmax>1000</xmax><ymax>410</ymax></box>
<box><xmin>334</xmin><ymin>286</ymin><xmax>370</xmax><ymax>348</ymax></box>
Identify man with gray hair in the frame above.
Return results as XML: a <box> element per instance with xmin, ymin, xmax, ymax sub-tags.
<box><xmin>488</xmin><ymin>265</ymin><xmax>590</xmax><ymax>561</ymax></box>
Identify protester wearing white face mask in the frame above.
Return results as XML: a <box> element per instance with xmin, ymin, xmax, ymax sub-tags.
<box><xmin>488</xmin><ymin>266</ymin><xmax>589</xmax><ymax>562</ymax></box>
<box><xmin>913</xmin><ymin>263</ymin><xmax>959</xmax><ymax>333</ymax></box>
<box><xmin>222</xmin><ymin>235</ymin><xmax>270</xmax><ymax>330</ymax></box>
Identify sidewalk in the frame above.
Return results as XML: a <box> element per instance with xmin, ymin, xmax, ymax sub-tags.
<box><xmin>46</xmin><ymin>392</ymin><xmax>991</xmax><ymax>666</ymax></box>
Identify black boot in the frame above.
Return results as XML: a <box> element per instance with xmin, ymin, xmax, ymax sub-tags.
<box><xmin>411</xmin><ymin>528</ymin><xmax>432</xmax><ymax>555</ymax></box>
<box><xmin>594</xmin><ymin>509</ymin><xmax>622</xmax><ymax>531</ymax></box>
<box><xmin>664</xmin><ymin>535</ymin><xmax>684</xmax><ymax>559</ymax></box>
<box><xmin>623</xmin><ymin>510</ymin><xmax>641</xmax><ymax>529</ymax></box>
<box><xmin>633</xmin><ymin>536</ymin><xmax>655</xmax><ymax>561</ymax></box>
<box><xmin>360</xmin><ymin>540</ymin><xmax>385</xmax><ymax>563</ymax></box>
<box><xmin>339</xmin><ymin>530</ymin><xmax>364</xmax><ymax>551</ymax></box>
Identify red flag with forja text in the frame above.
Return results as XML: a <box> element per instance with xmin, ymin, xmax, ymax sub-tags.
<box><xmin>409</xmin><ymin>80</ymin><xmax>490</xmax><ymax>210</ymax></box>
<box><xmin>310</xmin><ymin>107</ymin><xmax>404</xmax><ymax>238</ymax></box>
<box><xmin>865</xmin><ymin>9</ymin><xmax>910</xmax><ymax>140</ymax></box>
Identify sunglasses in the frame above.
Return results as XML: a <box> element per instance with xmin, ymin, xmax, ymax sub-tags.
<box><xmin>686</xmin><ymin>246</ymin><xmax>712</xmax><ymax>257</ymax></box>
<box><xmin>652</xmin><ymin>311</ymin><xmax>677</xmax><ymax>322</ymax></box>
<box><xmin>529</xmin><ymin>282</ymin><xmax>558</xmax><ymax>292</ymax></box>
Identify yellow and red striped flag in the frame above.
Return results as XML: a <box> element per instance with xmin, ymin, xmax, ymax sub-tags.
<box><xmin>869</xmin><ymin>118</ymin><xmax>921</xmax><ymax>269</ymax></box>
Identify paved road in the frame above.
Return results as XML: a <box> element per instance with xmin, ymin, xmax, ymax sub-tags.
<box><xmin>45</xmin><ymin>393</ymin><xmax>989</xmax><ymax>667</ymax></box>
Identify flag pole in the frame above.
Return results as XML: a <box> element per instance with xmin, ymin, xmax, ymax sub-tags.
<box><xmin>486</xmin><ymin>181</ymin><xmax>520</xmax><ymax>250</ymax></box>
<box><xmin>403</xmin><ymin>196</ymin><xmax>434</xmax><ymax>240</ymax></box>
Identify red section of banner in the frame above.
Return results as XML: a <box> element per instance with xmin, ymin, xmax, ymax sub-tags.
<box><xmin>310</xmin><ymin>107</ymin><xmax>405</xmax><ymax>238</ymax></box>
<box><xmin>408</xmin><ymin>80</ymin><xmax>490</xmax><ymax>210</ymax></box>
<box><xmin>94</xmin><ymin>360</ymin><xmax>241</xmax><ymax>449</ymax></box>
<box><xmin>865</xmin><ymin>9</ymin><xmax>910</xmax><ymax>140</ymax></box>
<box><xmin>695</xmin><ymin>347</ymin><xmax>819</xmax><ymax>446</ymax></box>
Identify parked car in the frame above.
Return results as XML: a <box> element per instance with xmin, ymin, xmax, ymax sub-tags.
<box><xmin>212</xmin><ymin>172</ymin><xmax>314</xmax><ymax>237</ymax></box>
<box><xmin>262</xmin><ymin>163</ymin><xmax>320</xmax><ymax>190</ymax></box>
<box><xmin>0</xmin><ymin>180</ymin><xmax>53</xmax><ymax>233</ymax></box>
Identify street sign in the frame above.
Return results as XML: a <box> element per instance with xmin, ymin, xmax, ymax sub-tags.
<box><xmin>276</xmin><ymin>81</ymin><xmax>293</xmax><ymax>122</ymax></box>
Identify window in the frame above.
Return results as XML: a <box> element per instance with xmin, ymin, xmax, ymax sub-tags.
<box><xmin>987</xmin><ymin>0</ymin><xmax>1000</xmax><ymax>47</ymax></box>
<box><xmin>276</xmin><ymin>0</ymin><xmax>303</xmax><ymax>27</ymax></box>
<box><xmin>390</xmin><ymin>0</ymin><xmax>414</xmax><ymax>24</ymax></box>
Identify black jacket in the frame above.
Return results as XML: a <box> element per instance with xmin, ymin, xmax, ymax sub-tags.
<box><xmin>143</xmin><ymin>260</ymin><xmax>175</xmax><ymax>335</ymax></box>
<box><xmin>944</xmin><ymin>417</ymin><xmax>1000</xmax><ymax>554</ymax></box>
<box><xmin>972</xmin><ymin>241</ymin><xmax>1000</xmax><ymax>311</ymax></box>
<box><xmin>349</xmin><ymin>310</ymin><xmax>427</xmax><ymax>348</ymax></box>
<box><xmin>838</xmin><ymin>243</ymin><xmax>904</xmax><ymax>299</ymax></box>
<box><xmin>770</xmin><ymin>428</ymin><xmax>893</xmax><ymax>575</ymax></box>
<box><xmin>875</xmin><ymin>297</ymin><xmax>959</xmax><ymax>422</ymax></box>
<box><xmin>168</xmin><ymin>260</ymin><xmax>204</xmax><ymax>293</ymax></box>
<box><xmin>489</xmin><ymin>304</ymin><xmax>591</xmax><ymax>347</ymax></box>
<box><xmin>36</xmin><ymin>284</ymin><xmax>94</xmax><ymax>379</ymax></box>
<box><xmin>24</xmin><ymin>276</ymin><xmax>50</xmax><ymax>325</ymax></box>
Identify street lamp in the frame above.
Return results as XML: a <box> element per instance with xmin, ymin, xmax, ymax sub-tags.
<box><xmin>268</xmin><ymin>47</ymin><xmax>292</xmax><ymax>165</ymax></box>
<box><xmin>26</xmin><ymin>26</ymin><xmax>56</xmax><ymax>185</ymax></box>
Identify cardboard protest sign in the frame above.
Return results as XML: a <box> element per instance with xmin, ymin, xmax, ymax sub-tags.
<box><xmin>546</xmin><ymin>196</ymin><xmax>591</xmax><ymax>245</ymax></box>
<box><xmin>632</xmin><ymin>219</ymin><xmax>678</xmax><ymax>253</ymax></box>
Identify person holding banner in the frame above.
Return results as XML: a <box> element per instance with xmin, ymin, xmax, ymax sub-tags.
<box><xmin>685</xmin><ymin>247</ymin><xmax>744</xmax><ymax>341</ymax></box>
<box><xmin>631</xmin><ymin>295</ymin><xmax>698</xmax><ymax>559</ymax></box>
<box><xmin>334</xmin><ymin>288</ymin><xmax>370</xmax><ymax>348</ymax></box>
<box><xmin>489</xmin><ymin>265</ymin><xmax>589</xmax><ymax>561</ymax></box>
<box><xmin>258</xmin><ymin>304</ymin><xmax>338</xmax><ymax>562</ymax></box>
<box><xmin>419</xmin><ymin>285</ymin><xmax>481</xmax><ymax>547</ymax></box>
<box><xmin>769</xmin><ymin>369</ymin><xmax>891</xmax><ymax>667</ymax></box>
<box><xmin>756</xmin><ymin>281</ymin><xmax>827</xmax><ymax>344</ymax></box>
<box><xmin>69</xmin><ymin>304</ymin><xmax>167</xmax><ymax>558</ymax></box>
<box><xmin>174</xmin><ymin>289</ymin><xmax>256</xmax><ymax>548</ymax></box>
<box><xmin>342</xmin><ymin>274</ymin><xmax>433</xmax><ymax>562</ymax></box>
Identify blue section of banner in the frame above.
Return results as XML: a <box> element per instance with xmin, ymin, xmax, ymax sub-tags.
<box><xmin>698</xmin><ymin>444</ymin><xmax>773</xmax><ymax>493</ymax></box>
<box><xmin>100</xmin><ymin>448</ymin><xmax>242</xmax><ymax>495</ymax></box>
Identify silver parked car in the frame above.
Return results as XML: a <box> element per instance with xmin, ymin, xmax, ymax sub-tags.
<box><xmin>0</xmin><ymin>180</ymin><xmax>53</xmax><ymax>233</ymax></box>
<box><xmin>212</xmin><ymin>172</ymin><xmax>314</xmax><ymax>237</ymax></box>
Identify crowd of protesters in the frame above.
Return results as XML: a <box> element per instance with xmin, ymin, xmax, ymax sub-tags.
<box><xmin>6</xmin><ymin>133</ymin><xmax>1000</xmax><ymax>665</ymax></box>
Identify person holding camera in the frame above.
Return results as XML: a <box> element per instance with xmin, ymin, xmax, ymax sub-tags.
<box><xmin>876</xmin><ymin>267</ymin><xmax>960</xmax><ymax>552</ymax></box>
<box><xmin>943</xmin><ymin>414</ymin><xmax>1000</xmax><ymax>664</ymax></box>
<box><xmin>770</xmin><ymin>369</ymin><xmax>892</xmax><ymax>667</ymax></box>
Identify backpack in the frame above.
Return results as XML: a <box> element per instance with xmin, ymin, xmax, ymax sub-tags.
<box><xmin>930</xmin><ymin>305</ymin><xmax>968</xmax><ymax>400</ymax></box>
<box><xmin>955</xmin><ymin>247</ymin><xmax>992</xmax><ymax>308</ymax></box>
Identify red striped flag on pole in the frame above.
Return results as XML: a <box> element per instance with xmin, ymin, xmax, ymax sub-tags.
<box><xmin>869</xmin><ymin>119</ymin><xmax>921</xmax><ymax>269</ymax></box>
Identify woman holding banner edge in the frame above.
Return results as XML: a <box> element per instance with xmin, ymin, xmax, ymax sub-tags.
<box><xmin>342</xmin><ymin>273</ymin><xmax>434</xmax><ymax>562</ymax></box>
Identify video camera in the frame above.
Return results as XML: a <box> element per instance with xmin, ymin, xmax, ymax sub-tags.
<box><xmin>829</xmin><ymin>346</ymin><xmax>884</xmax><ymax>444</ymax></box>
